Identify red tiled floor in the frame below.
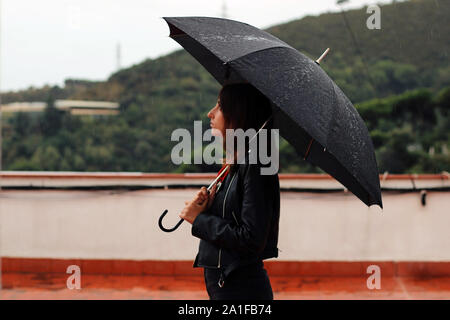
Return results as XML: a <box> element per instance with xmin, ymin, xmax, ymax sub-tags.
<box><xmin>3</xmin><ymin>258</ymin><xmax>448</xmax><ymax>277</ymax></box>
<box><xmin>1</xmin><ymin>273</ymin><xmax>449</xmax><ymax>300</ymax></box>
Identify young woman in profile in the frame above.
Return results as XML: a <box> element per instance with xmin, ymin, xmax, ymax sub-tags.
<box><xmin>179</xmin><ymin>83</ymin><xmax>280</xmax><ymax>300</ymax></box>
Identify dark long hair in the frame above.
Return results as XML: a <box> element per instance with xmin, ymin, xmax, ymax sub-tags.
<box><xmin>218</xmin><ymin>83</ymin><xmax>274</xmax><ymax>166</ymax></box>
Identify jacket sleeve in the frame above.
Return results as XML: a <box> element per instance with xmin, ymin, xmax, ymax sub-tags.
<box><xmin>191</xmin><ymin>164</ymin><xmax>275</xmax><ymax>255</ymax></box>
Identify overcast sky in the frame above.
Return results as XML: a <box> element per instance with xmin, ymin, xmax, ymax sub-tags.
<box><xmin>0</xmin><ymin>0</ymin><xmax>394</xmax><ymax>92</ymax></box>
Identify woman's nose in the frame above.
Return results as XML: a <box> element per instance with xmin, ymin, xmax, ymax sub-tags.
<box><xmin>207</xmin><ymin>108</ymin><xmax>214</xmax><ymax>119</ymax></box>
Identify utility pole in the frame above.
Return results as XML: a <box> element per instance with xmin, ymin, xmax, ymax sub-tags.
<box><xmin>116</xmin><ymin>42</ymin><xmax>121</xmax><ymax>71</ymax></box>
<box><xmin>221</xmin><ymin>0</ymin><xmax>228</xmax><ymax>19</ymax></box>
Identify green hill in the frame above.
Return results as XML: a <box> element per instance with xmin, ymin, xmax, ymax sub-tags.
<box><xmin>1</xmin><ymin>0</ymin><xmax>449</xmax><ymax>174</ymax></box>
<box><xmin>267</xmin><ymin>0</ymin><xmax>449</xmax><ymax>100</ymax></box>
<box><xmin>4</xmin><ymin>0</ymin><xmax>449</xmax><ymax>103</ymax></box>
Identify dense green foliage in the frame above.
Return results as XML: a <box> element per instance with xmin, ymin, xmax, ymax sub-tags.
<box><xmin>1</xmin><ymin>0</ymin><xmax>449</xmax><ymax>173</ymax></box>
<box><xmin>268</xmin><ymin>0</ymin><xmax>450</xmax><ymax>101</ymax></box>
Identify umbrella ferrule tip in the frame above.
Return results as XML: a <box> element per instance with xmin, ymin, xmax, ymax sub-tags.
<box><xmin>315</xmin><ymin>48</ymin><xmax>331</xmax><ymax>65</ymax></box>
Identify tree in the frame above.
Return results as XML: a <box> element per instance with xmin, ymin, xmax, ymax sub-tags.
<box><xmin>40</xmin><ymin>94</ymin><xmax>63</xmax><ymax>136</ymax></box>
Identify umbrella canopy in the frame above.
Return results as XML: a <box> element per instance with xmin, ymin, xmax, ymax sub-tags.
<box><xmin>163</xmin><ymin>16</ymin><xmax>383</xmax><ymax>209</ymax></box>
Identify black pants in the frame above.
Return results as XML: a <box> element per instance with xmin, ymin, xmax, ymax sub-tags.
<box><xmin>204</xmin><ymin>261</ymin><xmax>273</xmax><ymax>300</ymax></box>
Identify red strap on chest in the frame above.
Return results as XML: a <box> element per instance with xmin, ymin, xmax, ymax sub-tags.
<box><xmin>216</xmin><ymin>164</ymin><xmax>230</xmax><ymax>183</ymax></box>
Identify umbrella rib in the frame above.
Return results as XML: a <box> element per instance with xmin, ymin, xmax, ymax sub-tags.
<box><xmin>228</xmin><ymin>45</ymin><xmax>294</xmax><ymax>65</ymax></box>
<box><xmin>303</xmin><ymin>138</ymin><xmax>314</xmax><ymax>160</ymax></box>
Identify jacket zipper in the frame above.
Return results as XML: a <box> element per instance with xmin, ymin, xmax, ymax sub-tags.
<box><xmin>232</xmin><ymin>211</ymin><xmax>239</xmax><ymax>226</ymax></box>
<box><xmin>217</xmin><ymin>171</ymin><xmax>237</xmax><ymax>268</ymax></box>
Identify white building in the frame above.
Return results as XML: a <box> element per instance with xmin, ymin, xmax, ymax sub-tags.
<box><xmin>1</xmin><ymin>100</ymin><xmax>119</xmax><ymax>116</ymax></box>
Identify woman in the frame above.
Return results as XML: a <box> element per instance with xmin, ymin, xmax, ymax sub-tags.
<box><xmin>179</xmin><ymin>83</ymin><xmax>280</xmax><ymax>300</ymax></box>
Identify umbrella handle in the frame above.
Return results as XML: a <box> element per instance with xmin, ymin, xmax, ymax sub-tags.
<box><xmin>157</xmin><ymin>169</ymin><xmax>228</xmax><ymax>233</ymax></box>
<box><xmin>158</xmin><ymin>117</ymin><xmax>271</xmax><ymax>233</ymax></box>
<box><xmin>158</xmin><ymin>209</ymin><xmax>184</xmax><ymax>232</ymax></box>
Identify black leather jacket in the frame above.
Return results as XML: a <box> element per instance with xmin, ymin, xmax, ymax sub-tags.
<box><xmin>192</xmin><ymin>162</ymin><xmax>280</xmax><ymax>280</ymax></box>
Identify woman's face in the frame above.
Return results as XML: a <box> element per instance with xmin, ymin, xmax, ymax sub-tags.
<box><xmin>207</xmin><ymin>98</ymin><xmax>226</xmax><ymax>137</ymax></box>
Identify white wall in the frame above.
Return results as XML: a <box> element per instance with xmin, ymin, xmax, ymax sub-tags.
<box><xmin>0</xmin><ymin>189</ymin><xmax>449</xmax><ymax>261</ymax></box>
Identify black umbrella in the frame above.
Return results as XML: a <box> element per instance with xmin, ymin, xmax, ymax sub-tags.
<box><xmin>159</xmin><ymin>16</ymin><xmax>382</xmax><ymax>232</ymax></box>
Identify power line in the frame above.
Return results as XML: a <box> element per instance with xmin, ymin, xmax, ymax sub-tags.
<box><xmin>337</xmin><ymin>1</ymin><xmax>377</xmax><ymax>94</ymax></box>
